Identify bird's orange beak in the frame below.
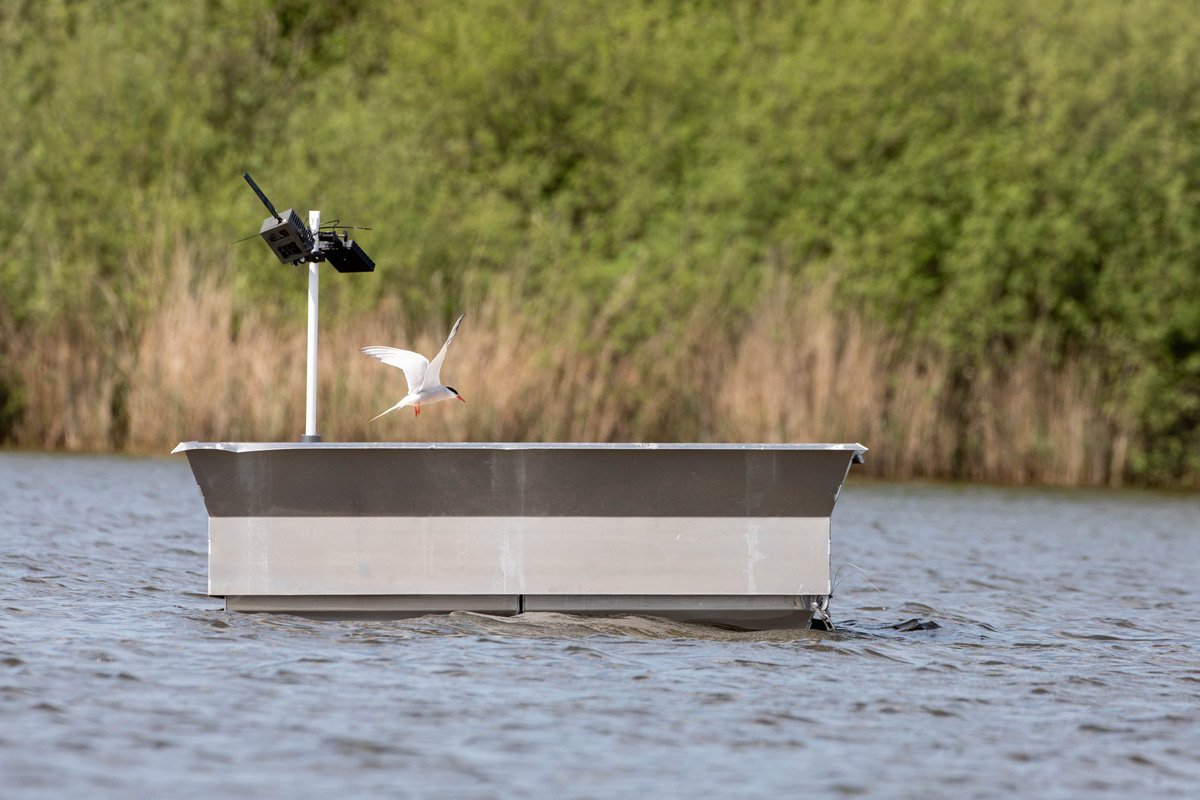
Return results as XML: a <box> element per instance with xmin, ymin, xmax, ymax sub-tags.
<box><xmin>457</xmin><ymin>396</ymin><xmax>467</xmax><ymax>403</ymax></box>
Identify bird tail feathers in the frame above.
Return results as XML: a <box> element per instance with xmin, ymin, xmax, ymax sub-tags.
<box><xmin>369</xmin><ymin>399</ymin><xmax>407</xmax><ymax>422</ymax></box>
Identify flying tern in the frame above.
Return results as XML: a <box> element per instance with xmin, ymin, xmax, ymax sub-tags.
<box><xmin>361</xmin><ymin>314</ymin><xmax>466</xmax><ymax>419</ymax></box>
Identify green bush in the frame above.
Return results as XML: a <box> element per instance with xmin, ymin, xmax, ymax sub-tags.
<box><xmin>2</xmin><ymin>0</ymin><xmax>1198</xmax><ymax>482</ymax></box>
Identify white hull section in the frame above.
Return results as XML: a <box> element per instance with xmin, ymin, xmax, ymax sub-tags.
<box><xmin>210</xmin><ymin>516</ymin><xmax>831</xmax><ymax>597</ymax></box>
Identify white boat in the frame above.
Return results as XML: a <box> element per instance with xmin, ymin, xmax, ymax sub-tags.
<box><xmin>175</xmin><ymin>440</ymin><xmax>866</xmax><ymax>630</ymax></box>
<box><xmin>177</xmin><ymin>190</ymin><xmax>866</xmax><ymax>630</ymax></box>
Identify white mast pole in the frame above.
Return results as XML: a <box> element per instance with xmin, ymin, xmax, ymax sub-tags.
<box><xmin>303</xmin><ymin>210</ymin><xmax>321</xmax><ymax>442</ymax></box>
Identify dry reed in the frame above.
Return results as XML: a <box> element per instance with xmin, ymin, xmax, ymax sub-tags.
<box><xmin>1</xmin><ymin>245</ymin><xmax>1135</xmax><ymax>485</ymax></box>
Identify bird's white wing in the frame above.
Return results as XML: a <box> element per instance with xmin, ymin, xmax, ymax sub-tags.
<box><xmin>424</xmin><ymin>314</ymin><xmax>465</xmax><ymax>389</ymax></box>
<box><xmin>360</xmin><ymin>346</ymin><xmax>428</xmax><ymax>394</ymax></box>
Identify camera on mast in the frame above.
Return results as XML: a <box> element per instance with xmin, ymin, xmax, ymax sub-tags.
<box><xmin>241</xmin><ymin>173</ymin><xmax>375</xmax><ymax>273</ymax></box>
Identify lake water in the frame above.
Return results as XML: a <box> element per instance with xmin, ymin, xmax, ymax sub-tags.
<box><xmin>2</xmin><ymin>451</ymin><xmax>1198</xmax><ymax>798</ymax></box>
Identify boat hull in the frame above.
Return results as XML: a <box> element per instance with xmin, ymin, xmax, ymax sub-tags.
<box><xmin>174</xmin><ymin>442</ymin><xmax>865</xmax><ymax>630</ymax></box>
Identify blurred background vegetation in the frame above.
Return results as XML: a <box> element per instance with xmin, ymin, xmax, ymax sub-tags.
<box><xmin>2</xmin><ymin>0</ymin><xmax>1198</xmax><ymax>485</ymax></box>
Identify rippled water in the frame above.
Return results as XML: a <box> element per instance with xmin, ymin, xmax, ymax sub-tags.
<box><xmin>2</xmin><ymin>451</ymin><xmax>1198</xmax><ymax>798</ymax></box>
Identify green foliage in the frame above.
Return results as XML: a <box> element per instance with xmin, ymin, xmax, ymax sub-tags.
<box><xmin>2</xmin><ymin>0</ymin><xmax>1200</xmax><ymax>481</ymax></box>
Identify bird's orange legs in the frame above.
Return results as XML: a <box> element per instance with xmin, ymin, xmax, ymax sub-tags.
<box><xmin>414</xmin><ymin>403</ymin><xmax>421</xmax><ymax>417</ymax></box>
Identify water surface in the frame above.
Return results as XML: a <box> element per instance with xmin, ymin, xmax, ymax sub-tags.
<box><xmin>2</xmin><ymin>452</ymin><xmax>1198</xmax><ymax>798</ymax></box>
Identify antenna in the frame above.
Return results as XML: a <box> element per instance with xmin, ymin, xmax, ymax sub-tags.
<box><xmin>244</xmin><ymin>173</ymin><xmax>283</xmax><ymax>222</ymax></box>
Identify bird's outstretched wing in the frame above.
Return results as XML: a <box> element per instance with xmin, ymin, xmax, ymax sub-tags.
<box><xmin>360</xmin><ymin>346</ymin><xmax>428</xmax><ymax>394</ymax></box>
<box><xmin>425</xmin><ymin>314</ymin><xmax>465</xmax><ymax>390</ymax></box>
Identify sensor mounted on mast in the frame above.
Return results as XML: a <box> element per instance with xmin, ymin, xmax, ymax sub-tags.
<box><xmin>238</xmin><ymin>173</ymin><xmax>378</xmax><ymax>442</ymax></box>
<box><xmin>242</xmin><ymin>173</ymin><xmax>375</xmax><ymax>273</ymax></box>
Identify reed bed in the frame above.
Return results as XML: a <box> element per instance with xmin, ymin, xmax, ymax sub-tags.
<box><xmin>1</xmin><ymin>249</ymin><xmax>1133</xmax><ymax>486</ymax></box>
